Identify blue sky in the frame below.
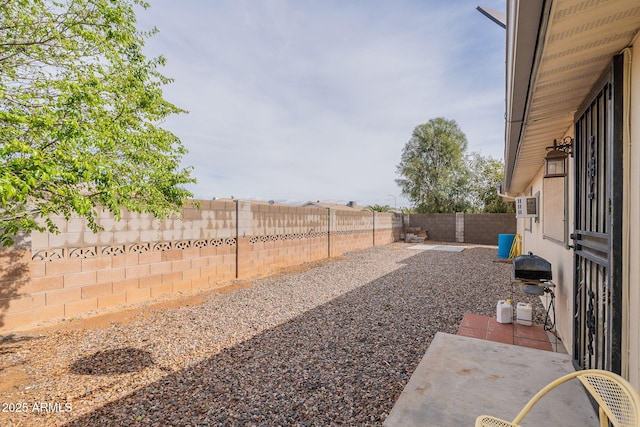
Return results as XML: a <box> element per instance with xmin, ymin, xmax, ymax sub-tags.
<box><xmin>136</xmin><ymin>0</ymin><xmax>506</xmax><ymax>208</ymax></box>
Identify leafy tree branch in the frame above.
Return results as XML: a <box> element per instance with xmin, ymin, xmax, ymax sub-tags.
<box><xmin>0</xmin><ymin>0</ymin><xmax>195</xmax><ymax>246</ymax></box>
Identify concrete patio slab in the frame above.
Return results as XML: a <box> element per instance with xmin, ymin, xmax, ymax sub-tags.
<box><xmin>383</xmin><ymin>332</ymin><xmax>598</xmax><ymax>427</ymax></box>
<box><xmin>408</xmin><ymin>244</ymin><xmax>466</xmax><ymax>252</ymax></box>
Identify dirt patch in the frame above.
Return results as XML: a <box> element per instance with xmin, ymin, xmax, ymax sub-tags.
<box><xmin>0</xmin><ymin>367</ymin><xmax>29</xmax><ymax>394</ymax></box>
<box><xmin>0</xmin><ymin>335</ymin><xmax>41</xmax><ymax>394</ymax></box>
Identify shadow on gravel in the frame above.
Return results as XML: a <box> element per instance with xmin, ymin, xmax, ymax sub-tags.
<box><xmin>0</xmin><ymin>334</ymin><xmax>42</xmax><ymax>362</ymax></box>
<box><xmin>0</xmin><ymin>334</ymin><xmax>41</xmax><ymax>345</ymax></box>
<box><xmin>70</xmin><ymin>348</ymin><xmax>156</xmax><ymax>375</ymax></box>
<box><xmin>64</xmin><ymin>248</ymin><xmax>526</xmax><ymax>426</ymax></box>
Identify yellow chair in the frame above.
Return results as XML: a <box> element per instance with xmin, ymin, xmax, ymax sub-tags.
<box><xmin>475</xmin><ymin>369</ymin><xmax>640</xmax><ymax>427</ymax></box>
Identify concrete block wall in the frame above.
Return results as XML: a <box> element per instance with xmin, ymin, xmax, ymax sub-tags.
<box><xmin>330</xmin><ymin>210</ymin><xmax>374</xmax><ymax>256</ymax></box>
<box><xmin>463</xmin><ymin>213</ymin><xmax>517</xmax><ymax>245</ymax></box>
<box><xmin>0</xmin><ymin>201</ymin><xmax>402</xmax><ymax>330</ymax></box>
<box><xmin>455</xmin><ymin>212</ymin><xmax>465</xmax><ymax>243</ymax></box>
<box><xmin>373</xmin><ymin>212</ymin><xmax>402</xmax><ymax>246</ymax></box>
<box><xmin>407</xmin><ymin>213</ymin><xmax>516</xmax><ymax>245</ymax></box>
<box><xmin>407</xmin><ymin>214</ymin><xmax>457</xmax><ymax>242</ymax></box>
<box><xmin>0</xmin><ymin>204</ymin><xmax>515</xmax><ymax>330</ymax></box>
<box><xmin>1</xmin><ymin>200</ymin><xmax>238</xmax><ymax>330</ymax></box>
<box><xmin>239</xmin><ymin>203</ymin><xmax>330</xmax><ymax>278</ymax></box>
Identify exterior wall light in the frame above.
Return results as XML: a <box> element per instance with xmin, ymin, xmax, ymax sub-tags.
<box><xmin>544</xmin><ymin>136</ymin><xmax>573</xmax><ymax>178</ymax></box>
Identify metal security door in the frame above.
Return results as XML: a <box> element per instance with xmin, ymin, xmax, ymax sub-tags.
<box><xmin>572</xmin><ymin>56</ymin><xmax>623</xmax><ymax>373</ymax></box>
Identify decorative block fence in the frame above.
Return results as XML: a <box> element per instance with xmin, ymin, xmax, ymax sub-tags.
<box><xmin>0</xmin><ymin>203</ymin><xmax>516</xmax><ymax>331</ymax></box>
<box><xmin>0</xmin><ymin>200</ymin><xmax>402</xmax><ymax>330</ymax></box>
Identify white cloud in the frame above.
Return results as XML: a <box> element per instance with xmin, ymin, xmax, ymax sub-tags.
<box><xmin>136</xmin><ymin>0</ymin><xmax>507</xmax><ymax>207</ymax></box>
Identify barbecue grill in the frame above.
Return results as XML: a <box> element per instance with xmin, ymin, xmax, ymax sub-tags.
<box><xmin>511</xmin><ymin>252</ymin><xmax>557</xmax><ymax>333</ymax></box>
<box><xmin>513</xmin><ymin>252</ymin><xmax>552</xmax><ymax>282</ymax></box>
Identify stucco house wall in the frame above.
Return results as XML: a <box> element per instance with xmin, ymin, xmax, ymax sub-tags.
<box><xmin>515</xmin><ymin>166</ymin><xmax>575</xmax><ymax>356</ymax></box>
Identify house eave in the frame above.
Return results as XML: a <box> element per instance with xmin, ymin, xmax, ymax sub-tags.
<box><xmin>504</xmin><ymin>0</ymin><xmax>547</xmax><ymax>193</ymax></box>
<box><xmin>504</xmin><ymin>0</ymin><xmax>640</xmax><ymax>194</ymax></box>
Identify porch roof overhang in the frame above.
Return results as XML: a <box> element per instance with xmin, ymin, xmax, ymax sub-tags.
<box><xmin>504</xmin><ymin>0</ymin><xmax>640</xmax><ymax>194</ymax></box>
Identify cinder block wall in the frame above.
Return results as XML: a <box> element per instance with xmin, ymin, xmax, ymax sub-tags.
<box><xmin>0</xmin><ymin>205</ymin><xmax>514</xmax><ymax>330</ymax></box>
<box><xmin>373</xmin><ymin>212</ymin><xmax>403</xmax><ymax>246</ymax></box>
<box><xmin>463</xmin><ymin>213</ymin><xmax>517</xmax><ymax>245</ymax></box>
<box><xmin>1</xmin><ymin>200</ymin><xmax>238</xmax><ymax>330</ymax></box>
<box><xmin>0</xmin><ymin>201</ymin><xmax>402</xmax><ymax>330</ymax></box>
<box><xmin>407</xmin><ymin>213</ymin><xmax>516</xmax><ymax>245</ymax></box>
<box><xmin>407</xmin><ymin>214</ymin><xmax>457</xmax><ymax>241</ymax></box>
<box><xmin>330</xmin><ymin>210</ymin><xmax>374</xmax><ymax>256</ymax></box>
<box><xmin>238</xmin><ymin>202</ymin><xmax>330</xmax><ymax>278</ymax></box>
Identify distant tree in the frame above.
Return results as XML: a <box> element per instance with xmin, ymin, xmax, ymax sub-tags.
<box><xmin>368</xmin><ymin>204</ymin><xmax>391</xmax><ymax>212</ymax></box>
<box><xmin>0</xmin><ymin>0</ymin><xmax>194</xmax><ymax>246</ymax></box>
<box><xmin>395</xmin><ymin>118</ymin><xmax>471</xmax><ymax>213</ymax></box>
<box><xmin>466</xmin><ymin>153</ymin><xmax>514</xmax><ymax>213</ymax></box>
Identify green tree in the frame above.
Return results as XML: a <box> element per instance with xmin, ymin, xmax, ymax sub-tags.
<box><xmin>466</xmin><ymin>153</ymin><xmax>514</xmax><ymax>213</ymax></box>
<box><xmin>367</xmin><ymin>204</ymin><xmax>391</xmax><ymax>212</ymax></box>
<box><xmin>395</xmin><ymin>118</ymin><xmax>471</xmax><ymax>213</ymax></box>
<box><xmin>0</xmin><ymin>0</ymin><xmax>194</xmax><ymax>246</ymax></box>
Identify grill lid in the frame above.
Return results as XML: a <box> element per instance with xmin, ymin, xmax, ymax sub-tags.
<box><xmin>513</xmin><ymin>252</ymin><xmax>552</xmax><ymax>281</ymax></box>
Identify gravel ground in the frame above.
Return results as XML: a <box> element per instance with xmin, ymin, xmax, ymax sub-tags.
<box><xmin>0</xmin><ymin>243</ymin><xmax>546</xmax><ymax>427</ymax></box>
